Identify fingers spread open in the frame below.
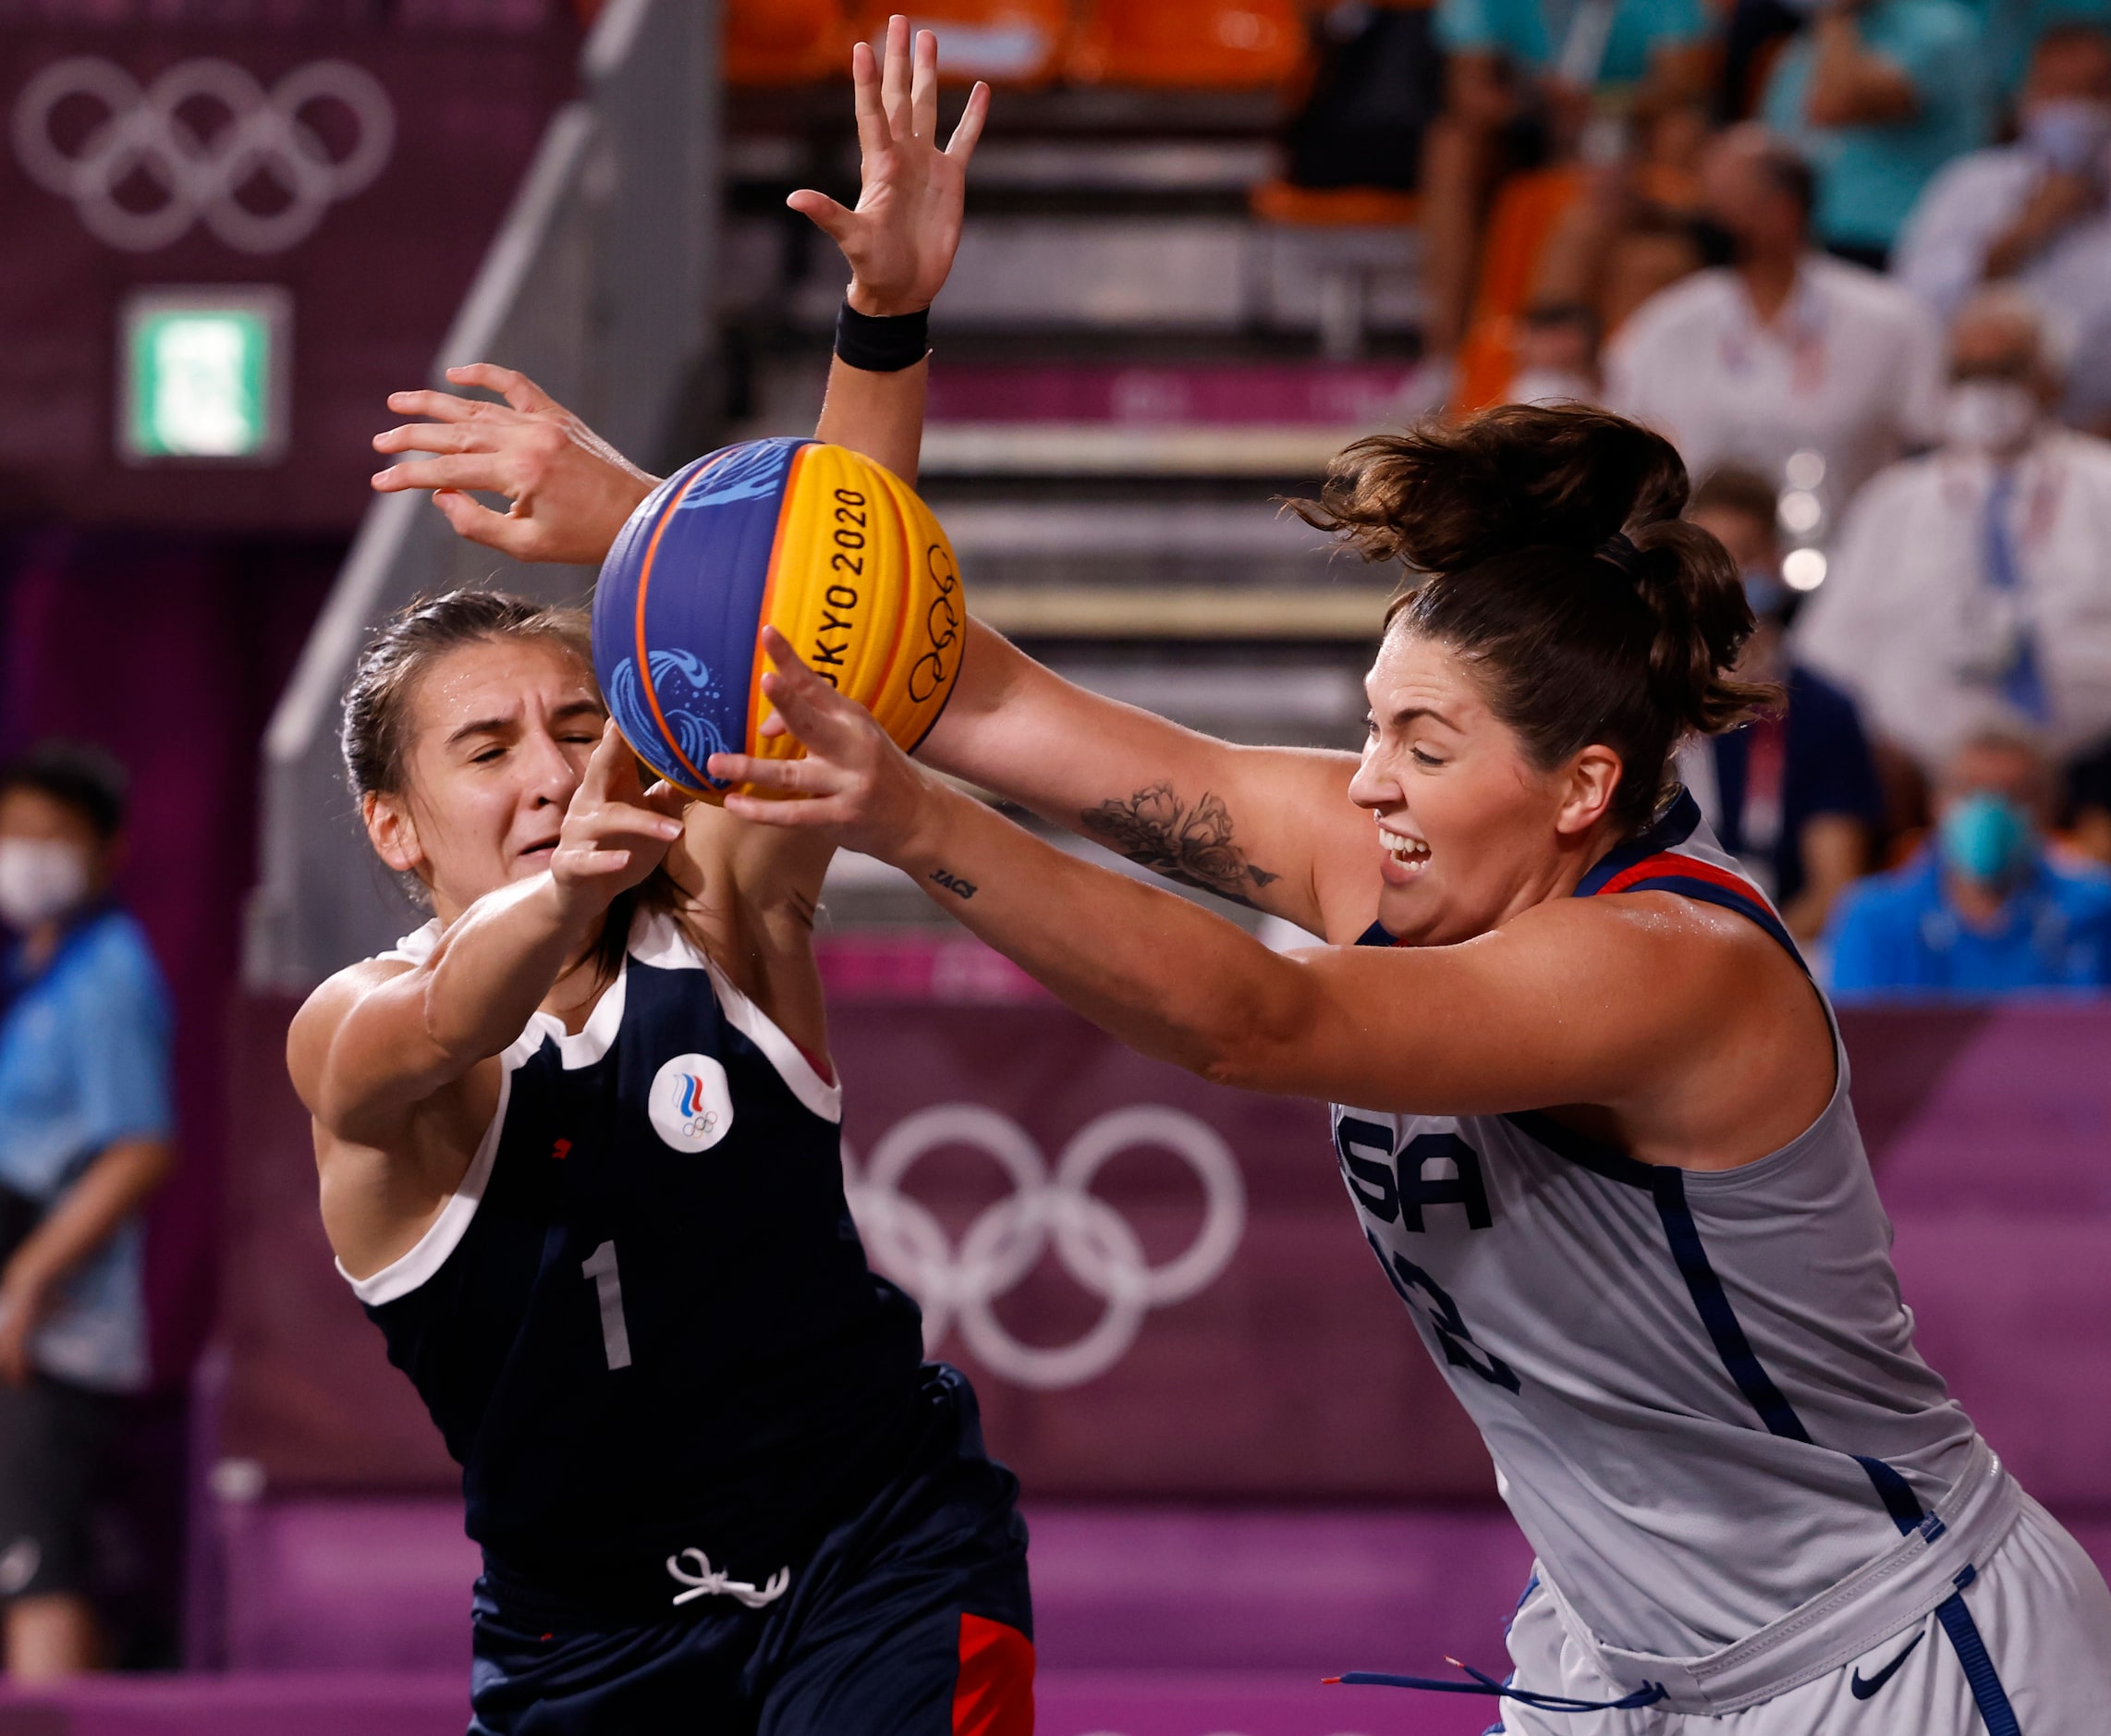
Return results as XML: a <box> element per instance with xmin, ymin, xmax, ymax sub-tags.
<box><xmin>372</xmin><ymin>420</ymin><xmax>498</xmax><ymax>457</ymax></box>
<box><xmin>947</xmin><ymin>81</ymin><xmax>990</xmax><ymax>160</ymax></box>
<box><xmin>446</xmin><ymin>363</ymin><xmax>556</xmax><ymax>413</ymax></box>
<box><xmin>881</xmin><ymin>13</ymin><xmax>912</xmax><ymax>138</ymax></box>
<box><xmin>910</xmin><ymin>27</ymin><xmax>938</xmax><ymax>141</ymax></box>
<box><xmin>374</xmin><ymin>454</ymin><xmax>513</xmax><ymax>495</ymax></box>
<box><xmin>787</xmin><ymin>187</ymin><xmax>855</xmax><ymax>242</ymax></box>
<box><xmin>384</xmin><ymin>387</ymin><xmax>492</xmax><ymax>424</ymax></box>
<box><xmin>429</xmin><ymin>489</ymin><xmax>531</xmax><ymax>555</ymax></box>
<box><xmin>848</xmin><ymin>38</ymin><xmax>888</xmax><ymax>163</ymax></box>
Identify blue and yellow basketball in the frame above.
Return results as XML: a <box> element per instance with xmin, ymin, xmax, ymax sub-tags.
<box><xmin>592</xmin><ymin>436</ymin><xmax>964</xmax><ymax>799</ymax></box>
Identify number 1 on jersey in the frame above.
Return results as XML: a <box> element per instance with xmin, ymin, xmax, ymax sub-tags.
<box><xmin>581</xmin><ymin>1240</ymin><xmax>632</xmax><ymax>1370</ymax></box>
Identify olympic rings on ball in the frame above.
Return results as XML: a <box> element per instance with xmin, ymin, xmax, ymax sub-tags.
<box><xmin>11</xmin><ymin>56</ymin><xmax>394</xmax><ymax>253</ymax></box>
<box><xmin>843</xmin><ymin>1104</ymin><xmax>1247</xmax><ymax>1390</ymax></box>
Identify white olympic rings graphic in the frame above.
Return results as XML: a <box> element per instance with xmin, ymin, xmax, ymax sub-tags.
<box><xmin>12</xmin><ymin>56</ymin><xmax>394</xmax><ymax>253</ymax></box>
<box><xmin>844</xmin><ymin>1104</ymin><xmax>1246</xmax><ymax>1390</ymax></box>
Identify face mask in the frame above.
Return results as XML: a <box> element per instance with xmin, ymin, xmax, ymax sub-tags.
<box><xmin>2022</xmin><ymin>98</ymin><xmax>2111</xmax><ymax>176</ymax></box>
<box><xmin>0</xmin><ymin>838</ymin><xmax>92</xmax><ymax>930</ymax></box>
<box><xmin>1938</xmin><ymin>793</ymin><xmax>2035</xmax><ymax>887</ymax></box>
<box><xmin>1742</xmin><ymin>567</ymin><xmax>1791</xmax><ymax>618</ymax></box>
<box><xmin>1943</xmin><ymin>379</ymin><xmax>2039</xmax><ymax>454</ymax></box>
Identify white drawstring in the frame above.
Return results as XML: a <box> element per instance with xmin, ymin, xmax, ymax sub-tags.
<box><xmin>665</xmin><ymin>1547</ymin><xmax>790</xmax><ymax>1609</ymax></box>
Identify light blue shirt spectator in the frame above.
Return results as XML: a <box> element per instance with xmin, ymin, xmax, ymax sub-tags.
<box><xmin>0</xmin><ymin>909</ymin><xmax>173</xmax><ymax>1391</ymax></box>
<box><xmin>1434</xmin><ymin>0</ymin><xmax>1711</xmax><ymax>86</ymax></box>
<box><xmin>1826</xmin><ymin>847</ymin><xmax>2111</xmax><ymax>995</ymax></box>
<box><xmin>1763</xmin><ymin>0</ymin><xmax>1992</xmax><ymax>251</ymax></box>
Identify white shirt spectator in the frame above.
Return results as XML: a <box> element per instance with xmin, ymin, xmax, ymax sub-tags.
<box><xmin>1892</xmin><ymin>148</ymin><xmax>2111</xmax><ymax>425</ymax></box>
<box><xmin>1793</xmin><ymin>427</ymin><xmax>2111</xmax><ymax>768</ymax></box>
<box><xmin>1605</xmin><ymin>255</ymin><xmax>1946</xmax><ymax>539</ymax></box>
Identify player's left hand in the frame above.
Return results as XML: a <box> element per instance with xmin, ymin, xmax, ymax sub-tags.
<box><xmin>707</xmin><ymin>629</ymin><xmax>946</xmax><ymax>862</ymax></box>
<box><xmin>791</xmin><ymin>17</ymin><xmax>989</xmax><ymax>317</ymax></box>
<box><xmin>371</xmin><ymin>363</ymin><xmax>657</xmax><ymax>565</ymax></box>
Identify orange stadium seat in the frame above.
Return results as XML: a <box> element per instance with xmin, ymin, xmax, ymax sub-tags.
<box><xmin>1451</xmin><ymin>164</ymin><xmax>1586</xmax><ymax>414</ymax></box>
<box><xmin>1250</xmin><ymin>179</ymin><xmax>1422</xmax><ymax>227</ymax></box>
<box><xmin>1067</xmin><ymin>0</ymin><xmax>1310</xmax><ymax>90</ymax></box>
<box><xmin>728</xmin><ymin>0</ymin><xmax>848</xmax><ymax>87</ymax></box>
<box><xmin>844</xmin><ymin>1</ymin><xmax>1072</xmax><ymax>84</ymax></box>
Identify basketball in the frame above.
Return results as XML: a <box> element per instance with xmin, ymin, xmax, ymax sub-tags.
<box><xmin>592</xmin><ymin>435</ymin><xmax>963</xmax><ymax>799</ymax></box>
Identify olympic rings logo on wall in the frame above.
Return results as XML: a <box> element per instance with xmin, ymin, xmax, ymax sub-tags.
<box><xmin>11</xmin><ymin>56</ymin><xmax>395</xmax><ymax>253</ymax></box>
<box><xmin>844</xmin><ymin>1104</ymin><xmax>1247</xmax><ymax>1390</ymax></box>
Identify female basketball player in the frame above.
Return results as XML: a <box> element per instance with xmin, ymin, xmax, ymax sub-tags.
<box><xmin>293</xmin><ymin>23</ymin><xmax>1032</xmax><ymax>1735</ymax></box>
<box><xmin>691</xmin><ymin>406</ymin><xmax>2111</xmax><ymax>1734</ymax></box>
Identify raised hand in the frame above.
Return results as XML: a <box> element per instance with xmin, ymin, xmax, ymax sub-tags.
<box><xmin>707</xmin><ymin>629</ymin><xmax>947</xmax><ymax>862</ymax></box>
<box><xmin>371</xmin><ymin>363</ymin><xmax>657</xmax><ymax>564</ymax></box>
<box><xmin>552</xmin><ymin>723</ymin><xmax>689</xmax><ymax>911</ymax></box>
<box><xmin>791</xmin><ymin>17</ymin><xmax>989</xmax><ymax>316</ymax></box>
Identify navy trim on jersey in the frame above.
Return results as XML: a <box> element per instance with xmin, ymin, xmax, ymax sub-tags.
<box><xmin>1849</xmin><ymin>1460</ymin><xmax>2022</xmax><ymax>1736</ymax></box>
<box><xmin>1935</xmin><ymin>1571</ymin><xmax>2023</xmax><ymax>1736</ymax></box>
<box><xmin>1651</xmin><ymin>1168</ymin><xmax>1814</xmax><ymax>1445</ymax></box>
<box><xmin>1603</xmin><ymin>873</ymin><xmax>1802</xmax><ymax>965</ymax></box>
<box><xmin>1573</xmin><ymin>790</ymin><xmax>1703</xmax><ymax>897</ymax></box>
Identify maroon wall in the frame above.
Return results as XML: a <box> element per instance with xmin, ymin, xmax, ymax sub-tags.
<box><xmin>0</xmin><ymin>19</ymin><xmax>576</xmax><ymax>532</ymax></box>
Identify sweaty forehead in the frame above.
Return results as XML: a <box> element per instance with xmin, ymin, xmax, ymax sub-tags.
<box><xmin>412</xmin><ymin>637</ymin><xmax>598</xmax><ymax>739</ymax></box>
<box><xmin>1365</xmin><ymin>630</ymin><xmax>1487</xmax><ymax>723</ymax></box>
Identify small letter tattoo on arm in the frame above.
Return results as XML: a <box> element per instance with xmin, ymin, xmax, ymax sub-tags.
<box><xmin>929</xmin><ymin>868</ymin><xmax>977</xmax><ymax>900</ymax></box>
<box><xmin>1080</xmin><ymin>783</ymin><xmax>1282</xmax><ymax>907</ymax></box>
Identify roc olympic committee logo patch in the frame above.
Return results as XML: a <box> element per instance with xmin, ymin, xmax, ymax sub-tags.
<box><xmin>649</xmin><ymin>1054</ymin><xmax>735</xmax><ymax>1153</ymax></box>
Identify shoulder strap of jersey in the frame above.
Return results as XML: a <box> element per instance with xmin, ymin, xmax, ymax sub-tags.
<box><xmin>1357</xmin><ymin>789</ymin><xmax>1802</xmax><ymax>967</ymax></box>
<box><xmin>1575</xmin><ymin>789</ymin><xmax>1804</xmax><ymax>967</ymax></box>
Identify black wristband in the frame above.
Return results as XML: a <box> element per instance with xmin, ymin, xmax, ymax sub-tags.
<box><xmin>835</xmin><ymin>300</ymin><xmax>930</xmax><ymax>373</ymax></box>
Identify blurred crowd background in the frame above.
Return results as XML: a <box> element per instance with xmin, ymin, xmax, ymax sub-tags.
<box><xmin>1</xmin><ymin>0</ymin><xmax>2110</xmax><ymax>1716</ymax></box>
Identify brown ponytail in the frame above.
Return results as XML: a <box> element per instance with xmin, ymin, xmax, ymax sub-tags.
<box><xmin>1295</xmin><ymin>404</ymin><xmax>1772</xmax><ymax>833</ymax></box>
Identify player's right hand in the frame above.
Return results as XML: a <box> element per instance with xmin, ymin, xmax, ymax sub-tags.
<box><xmin>371</xmin><ymin>363</ymin><xmax>654</xmax><ymax>566</ymax></box>
<box><xmin>550</xmin><ymin>723</ymin><xmax>688</xmax><ymax>912</ymax></box>
<box><xmin>792</xmin><ymin>16</ymin><xmax>988</xmax><ymax>319</ymax></box>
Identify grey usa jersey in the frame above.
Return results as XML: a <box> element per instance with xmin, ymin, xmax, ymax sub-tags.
<box><xmin>1329</xmin><ymin>791</ymin><xmax>1979</xmax><ymax>1660</ymax></box>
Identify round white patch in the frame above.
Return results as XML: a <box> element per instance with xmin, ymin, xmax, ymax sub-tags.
<box><xmin>649</xmin><ymin>1054</ymin><xmax>736</xmax><ymax>1153</ymax></box>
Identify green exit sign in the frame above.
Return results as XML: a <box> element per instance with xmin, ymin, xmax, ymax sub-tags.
<box><xmin>119</xmin><ymin>287</ymin><xmax>290</xmax><ymax>464</ymax></box>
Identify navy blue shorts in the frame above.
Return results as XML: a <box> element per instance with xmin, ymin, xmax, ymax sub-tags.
<box><xmin>467</xmin><ymin>1364</ymin><xmax>1033</xmax><ymax>1736</ymax></box>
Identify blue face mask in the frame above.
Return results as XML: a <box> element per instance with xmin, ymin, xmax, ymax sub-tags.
<box><xmin>1938</xmin><ymin>793</ymin><xmax>2035</xmax><ymax>887</ymax></box>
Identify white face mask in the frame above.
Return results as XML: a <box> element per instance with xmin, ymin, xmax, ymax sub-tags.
<box><xmin>0</xmin><ymin>838</ymin><xmax>92</xmax><ymax>930</ymax></box>
<box><xmin>1943</xmin><ymin>379</ymin><xmax>2040</xmax><ymax>455</ymax></box>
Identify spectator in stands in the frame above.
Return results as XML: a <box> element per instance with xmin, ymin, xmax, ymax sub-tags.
<box><xmin>1794</xmin><ymin>289</ymin><xmax>2111</xmax><ymax>852</ymax></box>
<box><xmin>1605</xmin><ymin>125</ymin><xmax>1946</xmax><ymax>540</ymax></box>
<box><xmin>1521</xmin><ymin>89</ymin><xmax>1715</xmax><ymax>346</ymax></box>
<box><xmin>1892</xmin><ymin>22</ymin><xmax>2111</xmax><ymax>431</ymax></box>
<box><xmin>1421</xmin><ymin>0</ymin><xmax>1714</xmax><ymax>360</ymax></box>
<box><xmin>1679</xmin><ymin>468</ymin><xmax>1883</xmax><ymax>942</ymax></box>
<box><xmin>1759</xmin><ymin>0</ymin><xmax>1990</xmax><ymax>268</ymax></box>
<box><xmin>1507</xmin><ymin>301</ymin><xmax>1603</xmax><ymax>402</ymax></box>
<box><xmin>0</xmin><ymin>744</ymin><xmax>172</xmax><ymax>1679</ymax></box>
<box><xmin>1826</xmin><ymin>727</ymin><xmax>2111</xmax><ymax>993</ymax></box>
<box><xmin>1983</xmin><ymin>0</ymin><xmax>2111</xmax><ymax>102</ymax></box>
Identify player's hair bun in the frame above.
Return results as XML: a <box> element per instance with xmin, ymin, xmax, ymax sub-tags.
<box><xmin>1295</xmin><ymin>404</ymin><xmax>1770</xmax><ymax>833</ymax></box>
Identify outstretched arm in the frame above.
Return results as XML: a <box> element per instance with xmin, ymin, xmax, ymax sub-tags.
<box><xmin>710</xmin><ymin>637</ymin><xmax>1817</xmax><ymax>1155</ymax></box>
<box><xmin>288</xmin><ymin>726</ymin><xmax>682</xmax><ymax>1146</ymax></box>
<box><xmin>367</xmin><ymin>16</ymin><xmax>982</xmax><ymax>550</ymax></box>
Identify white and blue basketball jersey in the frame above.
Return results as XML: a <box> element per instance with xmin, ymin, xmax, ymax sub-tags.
<box><xmin>1331</xmin><ymin>792</ymin><xmax>2032</xmax><ymax>1713</ymax></box>
<box><xmin>340</xmin><ymin>905</ymin><xmax>926</xmax><ymax>1602</ymax></box>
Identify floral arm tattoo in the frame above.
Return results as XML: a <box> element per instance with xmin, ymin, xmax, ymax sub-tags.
<box><xmin>1080</xmin><ymin>783</ymin><xmax>1282</xmax><ymax>908</ymax></box>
